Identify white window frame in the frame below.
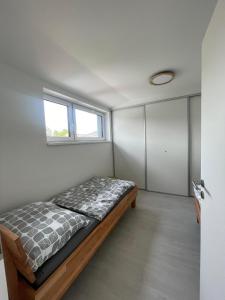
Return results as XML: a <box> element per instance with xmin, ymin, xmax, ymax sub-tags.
<box><xmin>74</xmin><ymin>104</ymin><xmax>106</xmax><ymax>141</ymax></box>
<box><xmin>43</xmin><ymin>94</ymin><xmax>107</xmax><ymax>144</ymax></box>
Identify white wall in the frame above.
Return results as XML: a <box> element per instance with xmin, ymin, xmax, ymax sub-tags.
<box><xmin>201</xmin><ymin>1</ymin><xmax>225</xmax><ymax>299</ymax></box>
<box><xmin>146</xmin><ymin>98</ymin><xmax>189</xmax><ymax>196</ymax></box>
<box><xmin>113</xmin><ymin>107</ymin><xmax>145</xmax><ymax>188</ymax></box>
<box><xmin>190</xmin><ymin>95</ymin><xmax>201</xmax><ymax>194</ymax></box>
<box><xmin>0</xmin><ymin>63</ymin><xmax>113</xmax><ymax>213</ymax></box>
<box><xmin>0</xmin><ymin>259</ymin><xmax>8</xmax><ymax>300</ymax></box>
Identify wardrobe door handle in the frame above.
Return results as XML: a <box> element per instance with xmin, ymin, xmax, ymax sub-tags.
<box><xmin>201</xmin><ymin>179</ymin><xmax>205</xmax><ymax>188</ymax></box>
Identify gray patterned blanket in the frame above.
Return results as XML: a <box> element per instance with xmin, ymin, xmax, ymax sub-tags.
<box><xmin>51</xmin><ymin>177</ymin><xmax>135</xmax><ymax>221</ymax></box>
<box><xmin>0</xmin><ymin>202</ymin><xmax>89</xmax><ymax>271</ymax></box>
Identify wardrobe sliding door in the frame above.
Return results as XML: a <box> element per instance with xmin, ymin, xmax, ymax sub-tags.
<box><xmin>146</xmin><ymin>98</ymin><xmax>189</xmax><ymax>196</ymax></box>
<box><xmin>113</xmin><ymin>107</ymin><xmax>145</xmax><ymax>188</ymax></box>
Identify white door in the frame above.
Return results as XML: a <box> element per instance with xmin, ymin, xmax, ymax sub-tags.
<box><xmin>146</xmin><ymin>98</ymin><xmax>188</xmax><ymax>196</ymax></box>
<box><xmin>201</xmin><ymin>1</ymin><xmax>225</xmax><ymax>299</ymax></box>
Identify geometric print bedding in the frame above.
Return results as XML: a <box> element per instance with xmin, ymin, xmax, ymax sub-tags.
<box><xmin>0</xmin><ymin>202</ymin><xmax>90</xmax><ymax>271</ymax></box>
<box><xmin>52</xmin><ymin>176</ymin><xmax>135</xmax><ymax>221</ymax></box>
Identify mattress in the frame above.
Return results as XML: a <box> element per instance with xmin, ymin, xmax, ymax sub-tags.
<box><xmin>30</xmin><ymin>186</ymin><xmax>134</xmax><ymax>288</ymax></box>
<box><xmin>32</xmin><ymin>216</ymin><xmax>99</xmax><ymax>289</ymax></box>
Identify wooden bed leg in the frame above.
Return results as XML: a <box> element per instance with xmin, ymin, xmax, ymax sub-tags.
<box><xmin>131</xmin><ymin>198</ymin><xmax>136</xmax><ymax>208</ymax></box>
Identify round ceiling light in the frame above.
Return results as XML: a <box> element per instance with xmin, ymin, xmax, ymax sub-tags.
<box><xmin>150</xmin><ymin>71</ymin><xmax>175</xmax><ymax>86</ymax></box>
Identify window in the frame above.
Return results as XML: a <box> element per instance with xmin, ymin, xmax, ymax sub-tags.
<box><xmin>75</xmin><ymin>106</ymin><xmax>104</xmax><ymax>140</ymax></box>
<box><xmin>44</xmin><ymin>101</ymin><xmax>70</xmax><ymax>139</ymax></box>
<box><xmin>43</xmin><ymin>95</ymin><xmax>107</xmax><ymax>143</ymax></box>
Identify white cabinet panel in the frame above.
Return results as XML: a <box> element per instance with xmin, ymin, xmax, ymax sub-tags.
<box><xmin>113</xmin><ymin>107</ymin><xmax>145</xmax><ymax>188</ymax></box>
<box><xmin>146</xmin><ymin>98</ymin><xmax>188</xmax><ymax>195</ymax></box>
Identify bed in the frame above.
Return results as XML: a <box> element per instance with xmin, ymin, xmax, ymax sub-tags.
<box><xmin>0</xmin><ymin>177</ymin><xmax>138</xmax><ymax>300</ymax></box>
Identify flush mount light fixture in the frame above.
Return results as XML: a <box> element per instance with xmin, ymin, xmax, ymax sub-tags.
<box><xmin>150</xmin><ymin>71</ymin><xmax>175</xmax><ymax>86</ymax></box>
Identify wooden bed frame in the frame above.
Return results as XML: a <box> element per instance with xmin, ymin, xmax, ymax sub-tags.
<box><xmin>0</xmin><ymin>186</ymin><xmax>138</xmax><ymax>300</ymax></box>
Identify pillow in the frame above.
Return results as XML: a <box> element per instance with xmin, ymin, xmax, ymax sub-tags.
<box><xmin>0</xmin><ymin>202</ymin><xmax>89</xmax><ymax>272</ymax></box>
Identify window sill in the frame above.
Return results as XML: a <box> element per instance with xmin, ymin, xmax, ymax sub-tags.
<box><xmin>47</xmin><ymin>140</ymin><xmax>112</xmax><ymax>146</ymax></box>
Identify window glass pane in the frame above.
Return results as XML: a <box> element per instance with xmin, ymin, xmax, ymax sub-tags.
<box><xmin>75</xmin><ymin>109</ymin><xmax>102</xmax><ymax>138</ymax></box>
<box><xmin>44</xmin><ymin>100</ymin><xmax>69</xmax><ymax>138</ymax></box>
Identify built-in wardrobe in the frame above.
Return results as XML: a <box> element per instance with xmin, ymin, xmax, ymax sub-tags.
<box><xmin>113</xmin><ymin>95</ymin><xmax>201</xmax><ymax>196</ymax></box>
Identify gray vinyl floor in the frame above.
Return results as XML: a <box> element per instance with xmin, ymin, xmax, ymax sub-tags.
<box><xmin>63</xmin><ymin>191</ymin><xmax>200</xmax><ymax>300</ymax></box>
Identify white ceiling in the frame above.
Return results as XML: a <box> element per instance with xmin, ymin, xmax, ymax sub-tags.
<box><xmin>0</xmin><ymin>0</ymin><xmax>217</xmax><ymax>109</ymax></box>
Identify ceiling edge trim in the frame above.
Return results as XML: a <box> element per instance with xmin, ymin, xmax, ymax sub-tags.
<box><xmin>112</xmin><ymin>92</ymin><xmax>201</xmax><ymax>111</ymax></box>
